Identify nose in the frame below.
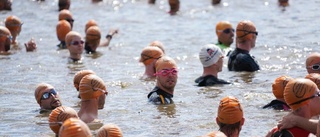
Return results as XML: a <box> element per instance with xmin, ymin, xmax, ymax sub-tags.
<box><xmin>50</xmin><ymin>93</ymin><xmax>56</xmax><ymax>98</ymax></box>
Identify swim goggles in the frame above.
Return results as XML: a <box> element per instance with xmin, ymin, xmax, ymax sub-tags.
<box><xmin>308</xmin><ymin>64</ymin><xmax>320</xmax><ymax>70</ymax></box>
<box><xmin>289</xmin><ymin>92</ymin><xmax>320</xmax><ymax>106</ymax></box>
<box><xmin>41</xmin><ymin>89</ymin><xmax>57</xmax><ymax>100</ymax></box>
<box><xmin>154</xmin><ymin>68</ymin><xmax>178</xmax><ymax>76</ymax></box>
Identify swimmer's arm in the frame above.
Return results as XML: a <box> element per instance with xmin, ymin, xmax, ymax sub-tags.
<box><xmin>278</xmin><ymin>113</ymin><xmax>317</xmax><ymax>134</ymax></box>
<box><xmin>294</xmin><ymin>118</ymin><xmax>317</xmax><ymax>134</ymax></box>
<box><xmin>99</xmin><ymin>29</ymin><xmax>118</xmax><ymax>47</ymax></box>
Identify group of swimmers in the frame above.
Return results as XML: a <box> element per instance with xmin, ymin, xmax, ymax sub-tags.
<box><xmin>4</xmin><ymin>0</ymin><xmax>319</xmax><ymax>136</ymax></box>
<box><xmin>35</xmin><ymin>70</ymin><xmax>123</xmax><ymax>136</ymax></box>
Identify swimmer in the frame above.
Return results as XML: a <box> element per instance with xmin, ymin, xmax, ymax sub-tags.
<box><xmin>216</xmin><ymin>96</ymin><xmax>245</xmax><ymax>137</ymax></box>
<box><xmin>215</xmin><ymin>21</ymin><xmax>234</xmax><ymax>55</ymax></box>
<box><xmin>228</xmin><ymin>20</ymin><xmax>260</xmax><ymax>72</ymax></box>
<box><xmin>5</xmin><ymin>15</ymin><xmax>23</xmax><ymax>45</ymax></box>
<box><xmin>48</xmin><ymin>106</ymin><xmax>78</xmax><ymax>136</ymax></box>
<box><xmin>34</xmin><ymin>83</ymin><xmax>62</xmax><ymax>112</ymax></box>
<box><xmin>268</xmin><ymin>78</ymin><xmax>319</xmax><ymax>136</ymax></box>
<box><xmin>263</xmin><ymin>75</ymin><xmax>293</xmax><ymax>111</ymax></box>
<box><xmin>195</xmin><ymin>44</ymin><xmax>230</xmax><ymax>86</ymax></box>
<box><xmin>78</xmin><ymin>74</ymin><xmax>108</xmax><ymax>124</ymax></box>
<box><xmin>65</xmin><ymin>31</ymin><xmax>84</xmax><ymax>63</ymax></box>
<box><xmin>73</xmin><ymin>70</ymin><xmax>107</xmax><ymax>109</ymax></box>
<box><xmin>147</xmin><ymin>56</ymin><xmax>178</xmax><ymax>104</ymax></box>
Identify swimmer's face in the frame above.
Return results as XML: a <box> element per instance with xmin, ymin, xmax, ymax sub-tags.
<box><xmin>39</xmin><ymin>88</ymin><xmax>62</xmax><ymax>110</ymax></box>
<box><xmin>218</xmin><ymin>28</ymin><xmax>234</xmax><ymax>47</ymax></box>
<box><xmin>156</xmin><ymin>68</ymin><xmax>178</xmax><ymax>94</ymax></box>
<box><xmin>68</xmin><ymin>36</ymin><xmax>84</xmax><ymax>54</ymax></box>
<box><xmin>98</xmin><ymin>94</ymin><xmax>106</xmax><ymax>109</ymax></box>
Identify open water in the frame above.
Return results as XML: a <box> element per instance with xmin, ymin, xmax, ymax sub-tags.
<box><xmin>1</xmin><ymin>0</ymin><xmax>320</xmax><ymax>136</ymax></box>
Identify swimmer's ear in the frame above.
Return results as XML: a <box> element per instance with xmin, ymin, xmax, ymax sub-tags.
<box><xmin>74</xmin><ymin>84</ymin><xmax>79</xmax><ymax>91</ymax></box>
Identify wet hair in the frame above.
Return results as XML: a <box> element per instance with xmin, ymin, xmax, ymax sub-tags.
<box><xmin>217</xmin><ymin>121</ymin><xmax>241</xmax><ymax>137</ymax></box>
<box><xmin>58</xmin><ymin>0</ymin><xmax>70</xmax><ymax>11</ymax></box>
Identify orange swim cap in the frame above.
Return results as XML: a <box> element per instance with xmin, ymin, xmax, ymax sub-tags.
<box><xmin>34</xmin><ymin>83</ymin><xmax>54</xmax><ymax>104</ymax></box>
<box><xmin>305</xmin><ymin>73</ymin><xmax>320</xmax><ymax>89</ymax></box>
<box><xmin>65</xmin><ymin>31</ymin><xmax>82</xmax><ymax>46</ymax></box>
<box><xmin>85</xmin><ymin>19</ymin><xmax>98</xmax><ymax>33</ymax></box>
<box><xmin>5</xmin><ymin>15</ymin><xmax>22</xmax><ymax>32</ymax></box>
<box><xmin>155</xmin><ymin>56</ymin><xmax>177</xmax><ymax>72</ymax></box>
<box><xmin>217</xmin><ymin>96</ymin><xmax>243</xmax><ymax>125</ymax></box>
<box><xmin>0</xmin><ymin>26</ymin><xmax>11</xmax><ymax>42</ymax></box>
<box><xmin>140</xmin><ymin>46</ymin><xmax>164</xmax><ymax>66</ymax></box>
<box><xmin>58</xmin><ymin>9</ymin><xmax>73</xmax><ymax>21</ymax></box>
<box><xmin>74</xmin><ymin>70</ymin><xmax>96</xmax><ymax>91</ymax></box>
<box><xmin>96</xmin><ymin>124</ymin><xmax>123</xmax><ymax>137</ymax></box>
<box><xmin>85</xmin><ymin>26</ymin><xmax>101</xmax><ymax>42</ymax></box>
<box><xmin>79</xmin><ymin>74</ymin><xmax>106</xmax><ymax>100</ymax></box>
<box><xmin>59</xmin><ymin>118</ymin><xmax>92</xmax><ymax>137</ymax></box>
<box><xmin>149</xmin><ymin>40</ymin><xmax>165</xmax><ymax>54</ymax></box>
<box><xmin>236</xmin><ymin>20</ymin><xmax>256</xmax><ymax>42</ymax></box>
<box><xmin>216</xmin><ymin>21</ymin><xmax>233</xmax><ymax>37</ymax></box>
<box><xmin>56</xmin><ymin>20</ymin><xmax>72</xmax><ymax>42</ymax></box>
<box><xmin>284</xmin><ymin>78</ymin><xmax>317</xmax><ymax>111</ymax></box>
<box><xmin>272</xmin><ymin>76</ymin><xmax>293</xmax><ymax>99</ymax></box>
<box><xmin>204</xmin><ymin>131</ymin><xmax>227</xmax><ymax>137</ymax></box>
<box><xmin>48</xmin><ymin>106</ymin><xmax>78</xmax><ymax>134</ymax></box>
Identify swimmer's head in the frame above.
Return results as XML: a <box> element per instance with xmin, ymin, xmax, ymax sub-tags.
<box><xmin>217</xmin><ymin>96</ymin><xmax>244</xmax><ymax>125</ymax></box>
<box><xmin>56</xmin><ymin>20</ymin><xmax>72</xmax><ymax>42</ymax></box>
<box><xmin>96</xmin><ymin>123</ymin><xmax>123</xmax><ymax>137</ymax></box>
<box><xmin>149</xmin><ymin>40</ymin><xmax>165</xmax><ymax>54</ymax></box>
<box><xmin>5</xmin><ymin>15</ymin><xmax>22</xmax><ymax>39</ymax></box>
<box><xmin>0</xmin><ymin>26</ymin><xmax>11</xmax><ymax>52</ymax></box>
<box><xmin>272</xmin><ymin>75</ymin><xmax>293</xmax><ymax>99</ymax></box>
<box><xmin>85</xmin><ymin>19</ymin><xmax>98</xmax><ymax>34</ymax></box>
<box><xmin>79</xmin><ymin>74</ymin><xmax>107</xmax><ymax>100</ymax></box>
<box><xmin>58</xmin><ymin>118</ymin><xmax>92</xmax><ymax>137</ymax></box>
<box><xmin>48</xmin><ymin>106</ymin><xmax>78</xmax><ymax>135</ymax></box>
<box><xmin>236</xmin><ymin>20</ymin><xmax>257</xmax><ymax>43</ymax></box>
<box><xmin>58</xmin><ymin>0</ymin><xmax>71</xmax><ymax>11</ymax></box>
<box><xmin>306</xmin><ymin>52</ymin><xmax>320</xmax><ymax>74</ymax></box>
<box><xmin>58</xmin><ymin>9</ymin><xmax>74</xmax><ymax>28</ymax></box>
<box><xmin>284</xmin><ymin>78</ymin><xmax>318</xmax><ymax>111</ymax></box>
<box><xmin>73</xmin><ymin>70</ymin><xmax>96</xmax><ymax>91</ymax></box>
<box><xmin>140</xmin><ymin>46</ymin><xmax>164</xmax><ymax>66</ymax></box>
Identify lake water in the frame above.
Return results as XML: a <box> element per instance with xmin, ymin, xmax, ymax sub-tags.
<box><xmin>0</xmin><ymin>0</ymin><xmax>320</xmax><ymax>136</ymax></box>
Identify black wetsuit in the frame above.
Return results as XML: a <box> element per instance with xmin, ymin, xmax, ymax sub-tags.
<box><xmin>147</xmin><ymin>86</ymin><xmax>173</xmax><ymax>105</ymax></box>
<box><xmin>262</xmin><ymin>99</ymin><xmax>290</xmax><ymax>111</ymax></box>
<box><xmin>57</xmin><ymin>41</ymin><xmax>66</xmax><ymax>49</ymax></box>
<box><xmin>228</xmin><ymin>48</ymin><xmax>260</xmax><ymax>72</ymax></box>
<box><xmin>195</xmin><ymin>75</ymin><xmax>230</xmax><ymax>86</ymax></box>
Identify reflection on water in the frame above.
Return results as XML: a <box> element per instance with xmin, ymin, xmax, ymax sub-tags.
<box><xmin>157</xmin><ymin>104</ymin><xmax>176</xmax><ymax>118</ymax></box>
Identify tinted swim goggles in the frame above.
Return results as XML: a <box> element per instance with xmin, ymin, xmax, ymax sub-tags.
<box><xmin>289</xmin><ymin>92</ymin><xmax>320</xmax><ymax>106</ymax></box>
<box><xmin>41</xmin><ymin>89</ymin><xmax>57</xmax><ymax>100</ymax></box>
<box><xmin>223</xmin><ymin>28</ymin><xmax>235</xmax><ymax>34</ymax></box>
<box><xmin>70</xmin><ymin>40</ymin><xmax>84</xmax><ymax>45</ymax></box>
<box><xmin>308</xmin><ymin>64</ymin><xmax>320</xmax><ymax>70</ymax></box>
<box><xmin>217</xmin><ymin>28</ymin><xmax>235</xmax><ymax>34</ymax></box>
<box><xmin>154</xmin><ymin>68</ymin><xmax>178</xmax><ymax>76</ymax></box>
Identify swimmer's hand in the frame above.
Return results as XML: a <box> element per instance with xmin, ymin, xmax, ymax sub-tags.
<box><xmin>277</xmin><ymin>112</ymin><xmax>296</xmax><ymax>130</ymax></box>
<box><xmin>25</xmin><ymin>38</ymin><xmax>37</xmax><ymax>52</ymax></box>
